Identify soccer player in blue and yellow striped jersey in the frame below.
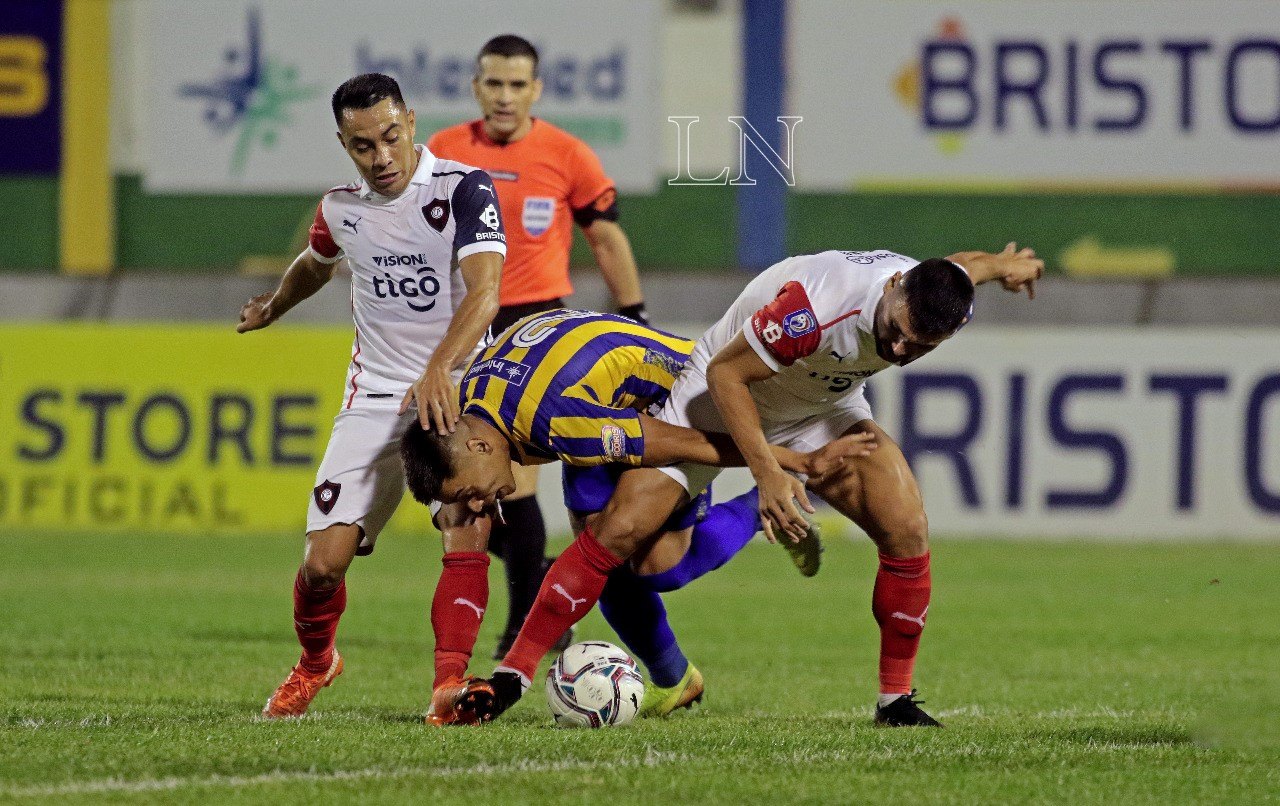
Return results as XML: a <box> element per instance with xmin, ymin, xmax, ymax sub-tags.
<box><xmin>459</xmin><ymin>309</ymin><xmax>691</xmax><ymax>470</ymax></box>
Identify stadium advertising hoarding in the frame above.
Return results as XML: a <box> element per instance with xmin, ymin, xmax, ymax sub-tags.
<box><xmin>866</xmin><ymin>329</ymin><xmax>1280</xmax><ymax>539</ymax></box>
<box><xmin>791</xmin><ymin>1</ymin><xmax>1280</xmax><ymax>190</ymax></box>
<box><xmin>0</xmin><ymin>325</ymin><xmax>1277</xmax><ymax>539</ymax></box>
<box><xmin>0</xmin><ymin>0</ymin><xmax>62</xmax><ymax>175</ymax></box>
<box><xmin>142</xmin><ymin>1</ymin><xmax>658</xmax><ymax>193</ymax></box>
<box><xmin>0</xmin><ymin>325</ymin><xmax>433</xmax><ymax>535</ymax></box>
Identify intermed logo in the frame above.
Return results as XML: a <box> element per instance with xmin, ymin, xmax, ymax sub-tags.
<box><xmin>179</xmin><ymin>8</ymin><xmax>318</xmax><ymax>175</ymax></box>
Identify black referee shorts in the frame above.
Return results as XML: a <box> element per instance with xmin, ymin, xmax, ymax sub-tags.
<box><xmin>488</xmin><ymin>298</ymin><xmax>566</xmax><ymax>341</ymax></box>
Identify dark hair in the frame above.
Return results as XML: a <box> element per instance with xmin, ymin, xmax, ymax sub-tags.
<box><xmin>331</xmin><ymin>73</ymin><xmax>405</xmax><ymax>125</ymax></box>
<box><xmin>902</xmin><ymin>258</ymin><xmax>975</xmax><ymax>338</ymax></box>
<box><xmin>400</xmin><ymin>421</ymin><xmax>456</xmax><ymax>505</ymax></box>
<box><xmin>476</xmin><ymin>34</ymin><xmax>540</xmax><ymax>76</ymax></box>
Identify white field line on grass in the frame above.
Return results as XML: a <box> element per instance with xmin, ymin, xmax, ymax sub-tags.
<box><xmin>2</xmin><ymin>752</ymin><xmax>685</xmax><ymax>799</ymax></box>
<box><xmin>4</xmin><ymin>726</ymin><xmax>1192</xmax><ymax>800</ymax></box>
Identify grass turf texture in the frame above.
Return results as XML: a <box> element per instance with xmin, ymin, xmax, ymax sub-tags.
<box><xmin>1</xmin><ymin>530</ymin><xmax>1277</xmax><ymax>803</ymax></box>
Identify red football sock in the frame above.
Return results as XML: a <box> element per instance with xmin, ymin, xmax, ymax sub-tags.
<box><xmin>294</xmin><ymin>569</ymin><xmax>347</xmax><ymax>674</ymax></box>
<box><xmin>871</xmin><ymin>551</ymin><xmax>931</xmax><ymax>695</ymax></box>
<box><xmin>499</xmin><ymin>526</ymin><xmax>623</xmax><ymax>682</ymax></box>
<box><xmin>431</xmin><ymin>551</ymin><xmax>491</xmax><ymax>688</ymax></box>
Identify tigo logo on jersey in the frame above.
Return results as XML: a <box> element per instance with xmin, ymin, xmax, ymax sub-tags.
<box><xmin>600</xmin><ymin>424</ymin><xmax>627</xmax><ymax>461</ymax></box>
<box><xmin>783</xmin><ymin>308</ymin><xmax>817</xmax><ymax>338</ymax></box>
<box><xmin>522</xmin><ymin>197</ymin><xmax>555</xmax><ymax>237</ymax></box>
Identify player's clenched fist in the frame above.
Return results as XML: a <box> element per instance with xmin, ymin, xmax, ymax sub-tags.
<box><xmin>237</xmin><ymin>292</ymin><xmax>276</xmax><ymax>333</ymax></box>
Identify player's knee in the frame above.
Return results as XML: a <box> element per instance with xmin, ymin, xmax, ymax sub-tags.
<box><xmin>885</xmin><ymin>510</ymin><xmax>930</xmax><ymax>558</ymax></box>
<box><xmin>301</xmin><ymin>556</ymin><xmax>349</xmax><ymax>589</ymax></box>
<box><xmin>591</xmin><ymin>510</ymin><xmax>646</xmax><ymax>559</ymax></box>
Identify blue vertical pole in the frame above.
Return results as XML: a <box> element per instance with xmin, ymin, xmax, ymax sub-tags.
<box><xmin>737</xmin><ymin>0</ymin><xmax>787</xmax><ymax>271</ymax></box>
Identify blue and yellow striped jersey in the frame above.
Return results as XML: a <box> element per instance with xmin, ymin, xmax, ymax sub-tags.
<box><xmin>459</xmin><ymin>310</ymin><xmax>694</xmax><ymax>466</ymax></box>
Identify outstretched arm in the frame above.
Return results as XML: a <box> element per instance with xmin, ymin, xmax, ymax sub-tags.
<box><xmin>237</xmin><ymin>249</ymin><xmax>336</xmax><ymax>333</ymax></box>
<box><xmin>637</xmin><ymin>412</ymin><xmax>873</xmax><ymax>477</ymax></box>
<box><xmin>947</xmin><ymin>241</ymin><xmax>1044</xmax><ymax>299</ymax></box>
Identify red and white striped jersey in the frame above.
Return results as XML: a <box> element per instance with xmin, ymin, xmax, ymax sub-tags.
<box><xmin>307</xmin><ymin>145</ymin><xmax>506</xmax><ymax>409</ymax></box>
<box><xmin>691</xmin><ymin>250</ymin><xmax>917</xmax><ymax>425</ymax></box>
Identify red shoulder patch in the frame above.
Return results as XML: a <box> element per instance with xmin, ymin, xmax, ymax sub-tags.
<box><xmin>749</xmin><ymin>281</ymin><xmax>821</xmax><ymax>366</ymax></box>
<box><xmin>308</xmin><ymin>200</ymin><xmax>340</xmax><ymax>259</ymax></box>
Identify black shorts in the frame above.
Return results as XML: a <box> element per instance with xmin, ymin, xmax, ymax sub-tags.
<box><xmin>489</xmin><ymin>298</ymin><xmax>566</xmax><ymax>340</ymax></box>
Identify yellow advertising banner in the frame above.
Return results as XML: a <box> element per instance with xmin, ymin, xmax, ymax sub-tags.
<box><xmin>0</xmin><ymin>324</ymin><xmax>434</xmax><ymax>534</ymax></box>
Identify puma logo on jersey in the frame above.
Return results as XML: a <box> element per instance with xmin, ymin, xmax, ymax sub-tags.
<box><xmin>453</xmin><ymin>598</ymin><xmax>485</xmax><ymax>619</ymax></box>
<box><xmin>890</xmin><ymin>606</ymin><xmax>929</xmax><ymax>628</ymax></box>
<box><xmin>478</xmin><ymin>183</ymin><xmax>493</xmax><ymax>195</ymax></box>
<box><xmin>552</xmin><ymin>583</ymin><xmax>588</xmax><ymax>613</ymax></box>
<box><xmin>342</xmin><ymin>216</ymin><xmax>361</xmax><ymax>233</ymax></box>
<box><xmin>830</xmin><ymin>349</ymin><xmax>850</xmax><ymax>362</ymax></box>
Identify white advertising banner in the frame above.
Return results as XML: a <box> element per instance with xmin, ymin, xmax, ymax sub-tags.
<box><xmin>143</xmin><ymin>1</ymin><xmax>659</xmax><ymax>193</ymax></box>
<box><xmin>856</xmin><ymin>328</ymin><xmax>1280</xmax><ymax>539</ymax></box>
<box><xmin>791</xmin><ymin>1</ymin><xmax>1280</xmax><ymax>190</ymax></box>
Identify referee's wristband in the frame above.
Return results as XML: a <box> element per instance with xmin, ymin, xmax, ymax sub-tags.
<box><xmin>618</xmin><ymin>302</ymin><xmax>650</xmax><ymax>325</ymax></box>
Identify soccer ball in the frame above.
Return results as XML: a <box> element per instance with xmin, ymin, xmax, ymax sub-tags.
<box><xmin>545</xmin><ymin>640</ymin><xmax>645</xmax><ymax>728</ymax></box>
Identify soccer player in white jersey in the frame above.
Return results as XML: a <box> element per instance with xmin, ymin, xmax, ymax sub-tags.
<box><xmin>236</xmin><ymin>73</ymin><xmax>507</xmax><ymax>718</ymax></box>
<box><xmin>452</xmin><ymin>244</ymin><xmax>1042</xmax><ymax>727</ymax></box>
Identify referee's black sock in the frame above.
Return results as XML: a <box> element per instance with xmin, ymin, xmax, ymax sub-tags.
<box><xmin>490</xmin><ymin>494</ymin><xmax>549</xmax><ymax>638</ymax></box>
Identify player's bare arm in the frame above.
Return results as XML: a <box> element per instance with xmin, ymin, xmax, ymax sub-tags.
<box><xmin>236</xmin><ymin>249</ymin><xmax>336</xmax><ymax>333</ymax></box>
<box><xmin>705</xmin><ymin>331</ymin><xmax>818</xmax><ymax>544</ymax></box>
<box><xmin>948</xmin><ymin>242</ymin><xmax>1045</xmax><ymax>299</ymax></box>
<box><xmin>637</xmin><ymin>412</ymin><xmax>874</xmax><ymax>475</ymax></box>
<box><xmin>581</xmin><ymin>218</ymin><xmax>644</xmax><ymax>310</ymax></box>
<box><xmin>399</xmin><ymin>250</ymin><xmax>502</xmax><ymax>434</ymax></box>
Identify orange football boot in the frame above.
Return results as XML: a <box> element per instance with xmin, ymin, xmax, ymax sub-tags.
<box><xmin>424</xmin><ymin>676</ymin><xmax>485</xmax><ymax>726</ymax></box>
<box><xmin>262</xmin><ymin>651</ymin><xmax>344</xmax><ymax>718</ymax></box>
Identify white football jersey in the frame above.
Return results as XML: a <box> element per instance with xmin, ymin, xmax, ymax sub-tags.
<box><xmin>308</xmin><ymin>145</ymin><xmax>506</xmax><ymax>409</ymax></box>
<box><xmin>691</xmin><ymin>250</ymin><xmax>919</xmax><ymax>426</ymax></box>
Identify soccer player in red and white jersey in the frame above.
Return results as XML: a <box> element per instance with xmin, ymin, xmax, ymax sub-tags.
<box><xmin>452</xmin><ymin>244</ymin><xmax>1043</xmax><ymax>727</ymax></box>
<box><xmin>237</xmin><ymin>73</ymin><xmax>507</xmax><ymax>718</ymax></box>
<box><xmin>429</xmin><ymin>34</ymin><xmax>649</xmax><ymax>659</ymax></box>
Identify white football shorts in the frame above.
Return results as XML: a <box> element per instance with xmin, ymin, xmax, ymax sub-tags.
<box><xmin>652</xmin><ymin>367</ymin><xmax>874</xmax><ymax>495</ymax></box>
<box><xmin>306</xmin><ymin>406</ymin><xmax>416</xmax><ymax>554</ymax></box>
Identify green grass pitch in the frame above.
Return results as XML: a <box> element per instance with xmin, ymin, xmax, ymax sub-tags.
<box><xmin>2</xmin><ymin>529</ymin><xmax>1277</xmax><ymax>803</ymax></box>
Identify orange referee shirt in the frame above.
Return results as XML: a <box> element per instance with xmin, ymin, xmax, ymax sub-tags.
<box><xmin>428</xmin><ymin>118</ymin><xmax>616</xmax><ymax>306</ymax></box>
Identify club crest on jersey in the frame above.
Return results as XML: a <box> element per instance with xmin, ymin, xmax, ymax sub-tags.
<box><xmin>313</xmin><ymin>480</ymin><xmax>341</xmax><ymax>515</ymax></box>
<box><xmin>522</xmin><ymin>197</ymin><xmax>555</xmax><ymax>237</ymax></box>
<box><xmin>422</xmin><ymin>199</ymin><xmax>450</xmax><ymax>232</ymax></box>
<box><xmin>601</xmin><ymin>424</ymin><xmax>627</xmax><ymax>461</ymax></box>
<box><xmin>782</xmin><ymin>308</ymin><xmax>817</xmax><ymax>338</ymax></box>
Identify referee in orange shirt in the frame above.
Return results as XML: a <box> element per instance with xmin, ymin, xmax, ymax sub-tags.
<box><xmin>429</xmin><ymin>34</ymin><xmax>647</xmax><ymax>658</ymax></box>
